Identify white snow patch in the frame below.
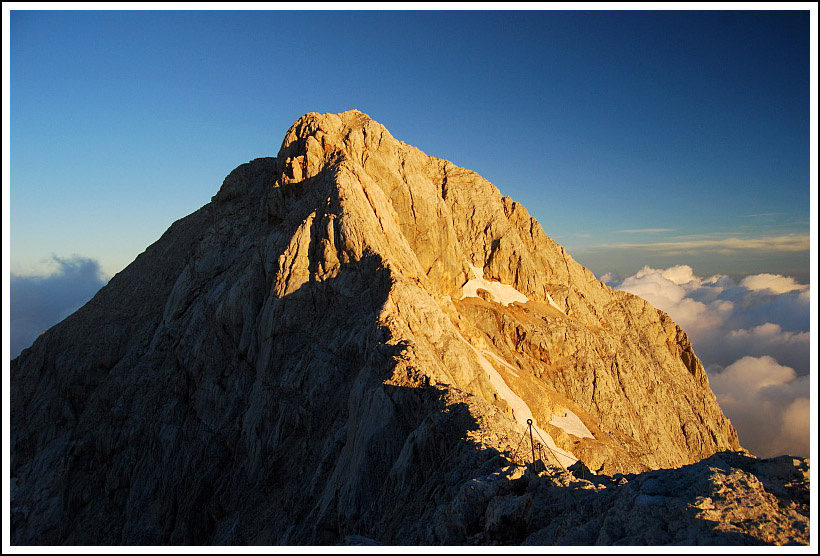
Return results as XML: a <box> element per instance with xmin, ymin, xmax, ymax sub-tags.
<box><xmin>545</xmin><ymin>292</ymin><xmax>565</xmax><ymax>314</ymax></box>
<box><xmin>481</xmin><ymin>349</ymin><xmax>520</xmax><ymax>377</ymax></box>
<box><xmin>549</xmin><ymin>407</ymin><xmax>594</xmax><ymax>439</ymax></box>
<box><xmin>461</xmin><ymin>265</ymin><xmax>529</xmax><ymax>306</ymax></box>
<box><xmin>462</xmin><ymin>264</ymin><xmax>565</xmax><ymax>315</ymax></box>
<box><xmin>455</xmin><ymin>330</ymin><xmax>578</xmax><ymax>468</ymax></box>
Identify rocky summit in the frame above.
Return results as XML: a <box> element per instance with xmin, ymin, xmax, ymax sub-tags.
<box><xmin>10</xmin><ymin>110</ymin><xmax>809</xmax><ymax>545</ymax></box>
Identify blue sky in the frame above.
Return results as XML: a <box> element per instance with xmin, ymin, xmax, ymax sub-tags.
<box><xmin>2</xmin><ymin>5</ymin><xmax>817</xmax><ymax>461</ymax></box>
<box><xmin>8</xmin><ymin>7</ymin><xmax>813</xmax><ymax>282</ymax></box>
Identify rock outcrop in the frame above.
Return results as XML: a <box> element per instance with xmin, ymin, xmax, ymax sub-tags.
<box><xmin>12</xmin><ymin>110</ymin><xmax>805</xmax><ymax>545</ymax></box>
<box><xmin>426</xmin><ymin>451</ymin><xmax>810</xmax><ymax>545</ymax></box>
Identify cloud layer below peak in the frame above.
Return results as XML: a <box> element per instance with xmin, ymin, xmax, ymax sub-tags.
<box><xmin>603</xmin><ymin>264</ymin><xmax>810</xmax><ymax>458</ymax></box>
<box><xmin>10</xmin><ymin>256</ymin><xmax>108</xmax><ymax>359</ymax></box>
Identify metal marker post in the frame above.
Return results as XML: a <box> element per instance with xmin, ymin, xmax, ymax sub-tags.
<box><xmin>527</xmin><ymin>419</ymin><xmax>535</xmax><ymax>472</ymax></box>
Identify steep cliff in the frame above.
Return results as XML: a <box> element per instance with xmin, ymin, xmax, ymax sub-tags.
<box><xmin>12</xmin><ymin>110</ymin><xmax>791</xmax><ymax>546</ymax></box>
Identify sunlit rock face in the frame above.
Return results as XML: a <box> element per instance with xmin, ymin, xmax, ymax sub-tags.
<box><xmin>12</xmin><ymin>110</ymin><xmax>805</xmax><ymax>545</ymax></box>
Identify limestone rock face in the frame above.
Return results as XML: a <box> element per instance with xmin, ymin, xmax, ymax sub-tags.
<box><xmin>13</xmin><ymin>110</ymin><xmax>801</xmax><ymax>546</ymax></box>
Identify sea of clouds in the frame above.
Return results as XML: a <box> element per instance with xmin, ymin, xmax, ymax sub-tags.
<box><xmin>601</xmin><ymin>265</ymin><xmax>811</xmax><ymax>459</ymax></box>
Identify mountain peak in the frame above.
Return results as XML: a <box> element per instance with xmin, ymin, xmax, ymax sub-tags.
<box><xmin>11</xmin><ymin>111</ymin><xmax>805</xmax><ymax>546</ymax></box>
<box><xmin>286</xmin><ymin>108</ymin><xmax>376</xmax><ymax>141</ymax></box>
<box><xmin>275</xmin><ymin>110</ymin><xmax>396</xmax><ymax>182</ymax></box>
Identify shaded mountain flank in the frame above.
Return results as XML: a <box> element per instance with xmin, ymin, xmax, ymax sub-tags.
<box><xmin>10</xmin><ymin>110</ymin><xmax>809</xmax><ymax>545</ymax></box>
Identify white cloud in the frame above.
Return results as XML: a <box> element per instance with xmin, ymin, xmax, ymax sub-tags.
<box><xmin>709</xmin><ymin>355</ymin><xmax>796</xmax><ymax>401</ymax></box>
<box><xmin>604</xmin><ymin>264</ymin><xmax>811</xmax><ymax>458</ymax></box>
<box><xmin>10</xmin><ymin>256</ymin><xmax>108</xmax><ymax>358</ymax></box>
<box><xmin>775</xmin><ymin>398</ymin><xmax>811</xmax><ymax>458</ymax></box>
<box><xmin>652</xmin><ymin>264</ymin><xmax>698</xmax><ymax>287</ymax></box>
<box><xmin>618</xmin><ymin>265</ymin><xmax>733</xmax><ymax>333</ymax></box>
<box><xmin>739</xmin><ymin>273</ymin><xmax>809</xmax><ymax>294</ymax></box>
<box><xmin>620</xmin><ymin>268</ymin><xmax>686</xmax><ymax>305</ymax></box>
<box><xmin>708</xmin><ymin>356</ymin><xmax>809</xmax><ymax>458</ymax></box>
<box><xmin>728</xmin><ymin>322</ymin><xmax>809</xmax><ymax>345</ymax></box>
<box><xmin>599</xmin><ymin>271</ymin><xmax>622</xmax><ymax>285</ymax></box>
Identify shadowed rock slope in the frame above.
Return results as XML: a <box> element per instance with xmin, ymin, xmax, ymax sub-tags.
<box><xmin>12</xmin><ymin>110</ymin><xmax>805</xmax><ymax>545</ymax></box>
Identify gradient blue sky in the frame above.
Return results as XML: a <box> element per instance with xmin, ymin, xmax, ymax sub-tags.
<box><xmin>2</xmin><ymin>4</ymin><xmax>818</xmax><ymax>475</ymax></box>
<box><xmin>7</xmin><ymin>7</ymin><xmax>815</xmax><ymax>283</ymax></box>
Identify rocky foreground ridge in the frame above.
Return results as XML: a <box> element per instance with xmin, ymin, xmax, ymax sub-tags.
<box><xmin>11</xmin><ymin>110</ymin><xmax>808</xmax><ymax>544</ymax></box>
<box><xmin>354</xmin><ymin>451</ymin><xmax>810</xmax><ymax>545</ymax></box>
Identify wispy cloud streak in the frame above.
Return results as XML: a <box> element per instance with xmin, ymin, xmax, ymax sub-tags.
<box><xmin>615</xmin><ymin>228</ymin><xmax>676</xmax><ymax>234</ymax></box>
<box><xmin>593</xmin><ymin>234</ymin><xmax>809</xmax><ymax>254</ymax></box>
